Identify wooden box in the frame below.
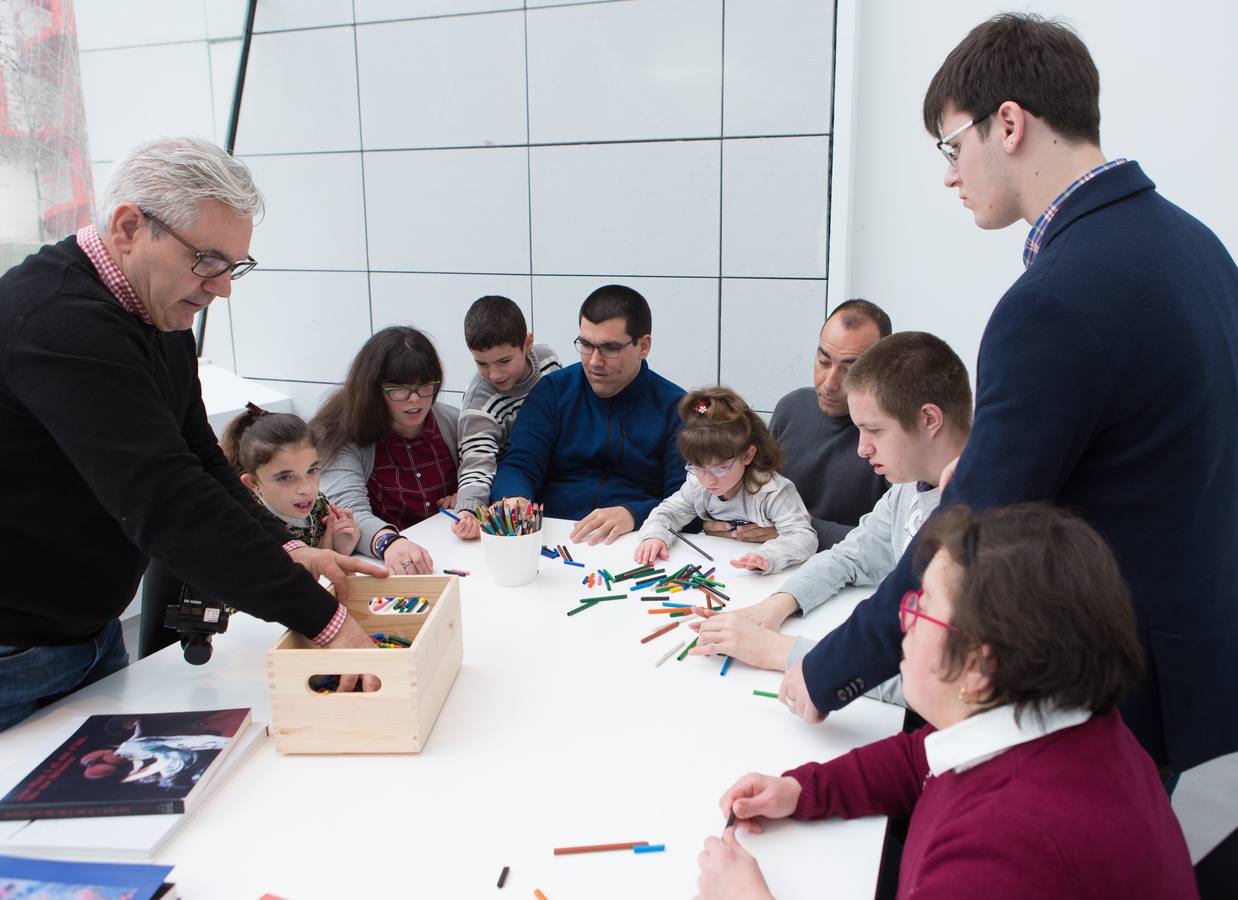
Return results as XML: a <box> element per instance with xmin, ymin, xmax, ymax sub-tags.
<box><xmin>266</xmin><ymin>574</ymin><xmax>463</xmax><ymax>754</ymax></box>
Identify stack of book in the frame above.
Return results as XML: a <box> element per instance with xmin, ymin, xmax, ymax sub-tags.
<box><xmin>0</xmin><ymin>708</ymin><xmax>265</xmax><ymax>862</ymax></box>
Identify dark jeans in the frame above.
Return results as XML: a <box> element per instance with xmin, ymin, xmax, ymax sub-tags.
<box><xmin>0</xmin><ymin>619</ymin><xmax>129</xmax><ymax>733</ymax></box>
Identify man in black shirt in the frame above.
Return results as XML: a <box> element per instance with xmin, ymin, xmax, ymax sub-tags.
<box><xmin>0</xmin><ymin>138</ymin><xmax>384</xmax><ymax>731</ymax></box>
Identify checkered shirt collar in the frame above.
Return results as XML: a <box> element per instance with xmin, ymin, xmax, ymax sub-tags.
<box><xmin>1022</xmin><ymin>158</ymin><xmax>1128</xmax><ymax>269</ymax></box>
<box><xmin>76</xmin><ymin>225</ymin><xmax>154</xmax><ymax>325</ymax></box>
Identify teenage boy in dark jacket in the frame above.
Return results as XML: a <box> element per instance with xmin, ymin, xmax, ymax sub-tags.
<box><xmin>784</xmin><ymin>14</ymin><xmax>1238</xmax><ymax>782</ymax></box>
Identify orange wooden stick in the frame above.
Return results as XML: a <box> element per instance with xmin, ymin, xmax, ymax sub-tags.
<box><xmin>639</xmin><ymin>621</ymin><xmax>680</xmax><ymax>643</ymax></box>
<box><xmin>553</xmin><ymin>841</ymin><xmax>650</xmax><ymax>855</ymax></box>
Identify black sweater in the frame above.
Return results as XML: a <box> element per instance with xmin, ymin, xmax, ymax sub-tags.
<box><xmin>0</xmin><ymin>236</ymin><xmax>337</xmax><ymax>646</ymax></box>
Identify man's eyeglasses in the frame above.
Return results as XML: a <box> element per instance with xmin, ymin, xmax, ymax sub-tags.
<box><xmin>382</xmin><ymin>382</ymin><xmax>439</xmax><ymax>401</ymax></box>
<box><xmin>574</xmin><ymin>336</ymin><xmax>635</xmax><ymax>359</ymax></box>
<box><xmin>685</xmin><ymin>458</ymin><xmax>739</xmax><ymax>479</ymax></box>
<box><xmin>935</xmin><ymin>114</ymin><xmax>991</xmax><ymax>166</ymax></box>
<box><xmin>898</xmin><ymin>589</ymin><xmax>961</xmax><ymax>634</ymax></box>
<box><xmin>141</xmin><ymin>209</ymin><xmax>257</xmax><ymax>280</ymax></box>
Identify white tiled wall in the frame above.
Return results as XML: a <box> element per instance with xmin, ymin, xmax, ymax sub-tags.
<box><xmin>363</xmin><ymin>147</ymin><xmax>530</xmax><ymax>273</ymax></box>
<box><xmin>77</xmin><ymin>0</ymin><xmax>837</xmax><ymax>416</ymax></box>
<box><xmin>529</xmin><ymin>140</ymin><xmax>720</xmax><ymax>276</ymax></box>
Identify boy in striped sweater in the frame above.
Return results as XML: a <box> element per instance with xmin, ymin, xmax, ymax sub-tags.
<box><xmin>450</xmin><ymin>296</ymin><xmax>560</xmax><ymax>538</ymax></box>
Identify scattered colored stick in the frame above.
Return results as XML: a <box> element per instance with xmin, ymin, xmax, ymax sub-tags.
<box><xmin>534</xmin><ymin>891</ymin><xmax>548</xmax><ymax>900</ymax></box>
<box><xmin>677</xmin><ymin>637</ymin><xmax>698</xmax><ymax>661</ymax></box>
<box><xmin>553</xmin><ymin>841</ymin><xmax>650</xmax><ymax>855</ymax></box>
<box><xmin>438</xmin><ymin>507</ymin><xmax>462</xmax><ymax>523</ymax></box>
<box><xmin>640</xmin><ymin>621</ymin><xmax>679</xmax><ymax>644</ymax></box>
<box><xmin>633</xmin><ymin>844</ymin><xmax>665</xmax><ymax>854</ymax></box>
<box><xmin>720</xmin><ymin>655</ymin><xmax>733</xmax><ymax>676</ymax></box>
<box><xmin>655</xmin><ymin>641</ymin><xmax>685</xmax><ymax>667</ymax></box>
<box><xmin>565</xmin><ymin>560</ymin><xmax>585</xmax><ymax>568</ymax></box>
<box><xmin>674</xmin><ymin>531</ymin><xmax>714</xmax><ymax>561</ymax></box>
<box><xmin>443</xmin><ymin>568</ymin><xmax>470</xmax><ymax>577</ymax></box>
<box><xmin>753</xmin><ymin>690</ymin><xmax>779</xmax><ymax>699</ymax></box>
<box><xmin>497</xmin><ymin>866</ymin><xmax>509</xmax><ymax>888</ymax></box>
<box><xmin>566</xmin><ymin>602</ymin><xmax>598</xmax><ymax>616</ymax></box>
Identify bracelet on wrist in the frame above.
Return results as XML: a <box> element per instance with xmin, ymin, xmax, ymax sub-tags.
<box><xmin>373</xmin><ymin>530</ymin><xmax>402</xmax><ymax>558</ymax></box>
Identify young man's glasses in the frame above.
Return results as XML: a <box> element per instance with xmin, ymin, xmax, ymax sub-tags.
<box><xmin>382</xmin><ymin>382</ymin><xmax>439</xmax><ymax>401</ymax></box>
<box><xmin>899</xmin><ymin>589</ymin><xmax>961</xmax><ymax>634</ymax></box>
<box><xmin>685</xmin><ymin>458</ymin><xmax>739</xmax><ymax>479</ymax></box>
<box><xmin>935</xmin><ymin>113</ymin><xmax>990</xmax><ymax>166</ymax></box>
<box><xmin>140</xmin><ymin>209</ymin><xmax>257</xmax><ymax>280</ymax></box>
<box><xmin>574</xmin><ymin>336</ymin><xmax>635</xmax><ymax>359</ymax></box>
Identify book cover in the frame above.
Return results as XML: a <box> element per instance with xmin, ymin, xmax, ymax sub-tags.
<box><xmin>0</xmin><ymin>852</ymin><xmax>173</xmax><ymax>899</ymax></box>
<box><xmin>0</xmin><ymin>710</ymin><xmax>251</xmax><ymax>821</ymax></box>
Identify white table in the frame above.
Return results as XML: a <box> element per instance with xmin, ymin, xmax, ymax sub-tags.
<box><xmin>1</xmin><ymin>517</ymin><xmax>902</xmax><ymax>899</ymax></box>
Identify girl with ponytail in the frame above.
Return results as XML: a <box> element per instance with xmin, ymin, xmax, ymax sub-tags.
<box><xmin>634</xmin><ymin>387</ymin><xmax>816</xmax><ymax>574</ymax></box>
<box><xmin>220</xmin><ymin>403</ymin><xmax>359</xmax><ymax>554</ymax></box>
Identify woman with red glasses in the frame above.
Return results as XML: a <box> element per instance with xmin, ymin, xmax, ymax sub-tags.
<box><xmin>696</xmin><ymin>504</ymin><xmax>1196</xmax><ymax>899</ymax></box>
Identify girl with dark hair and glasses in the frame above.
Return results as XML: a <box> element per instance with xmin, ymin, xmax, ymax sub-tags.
<box><xmin>313</xmin><ymin>327</ymin><xmax>460</xmax><ymax>576</ymax></box>
<box><xmin>696</xmin><ymin>504</ymin><xmax>1195</xmax><ymax>899</ymax></box>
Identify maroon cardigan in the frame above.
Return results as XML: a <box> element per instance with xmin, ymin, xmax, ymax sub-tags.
<box><xmin>785</xmin><ymin>711</ymin><xmax>1197</xmax><ymax>899</ymax></box>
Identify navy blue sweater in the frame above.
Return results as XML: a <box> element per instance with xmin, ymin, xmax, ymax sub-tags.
<box><xmin>801</xmin><ymin>162</ymin><xmax>1238</xmax><ymax>772</ymax></box>
<box><xmin>490</xmin><ymin>361</ymin><xmax>686</xmax><ymax>525</ymax></box>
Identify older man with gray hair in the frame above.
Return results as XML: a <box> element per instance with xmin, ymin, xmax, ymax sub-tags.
<box><xmin>0</xmin><ymin>137</ymin><xmax>384</xmax><ymax>731</ymax></box>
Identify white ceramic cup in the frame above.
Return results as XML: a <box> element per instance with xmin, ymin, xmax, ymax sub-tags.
<box><xmin>479</xmin><ymin>529</ymin><xmax>542</xmax><ymax>587</ymax></box>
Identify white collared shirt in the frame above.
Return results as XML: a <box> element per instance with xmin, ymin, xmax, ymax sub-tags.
<box><xmin>924</xmin><ymin>703</ymin><xmax>1092</xmax><ymax>776</ymax></box>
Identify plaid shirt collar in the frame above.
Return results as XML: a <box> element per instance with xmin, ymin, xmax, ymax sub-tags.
<box><xmin>1023</xmin><ymin>158</ymin><xmax>1128</xmax><ymax>269</ymax></box>
<box><xmin>75</xmin><ymin>225</ymin><xmax>154</xmax><ymax>325</ymax></box>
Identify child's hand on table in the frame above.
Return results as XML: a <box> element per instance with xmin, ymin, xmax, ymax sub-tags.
<box><xmin>634</xmin><ymin>538</ymin><xmax>669</xmax><ymax>566</ymax></box>
<box><xmin>730</xmin><ymin>552</ymin><xmax>770</xmax><ymax>572</ymax></box>
<box><xmin>451</xmin><ymin>510</ymin><xmax>481</xmax><ymax>540</ymax></box>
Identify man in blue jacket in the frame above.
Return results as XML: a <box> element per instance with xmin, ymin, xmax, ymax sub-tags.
<box><xmin>785</xmin><ymin>14</ymin><xmax>1238</xmax><ymax>780</ymax></box>
<box><xmin>491</xmin><ymin>285</ymin><xmax>687</xmax><ymax>544</ymax></box>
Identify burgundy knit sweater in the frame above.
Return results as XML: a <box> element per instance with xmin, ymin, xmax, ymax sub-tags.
<box><xmin>784</xmin><ymin>711</ymin><xmax>1197</xmax><ymax>899</ymax></box>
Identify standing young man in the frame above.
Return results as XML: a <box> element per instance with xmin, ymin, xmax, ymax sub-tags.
<box><xmin>787</xmin><ymin>14</ymin><xmax>1238</xmax><ymax>781</ymax></box>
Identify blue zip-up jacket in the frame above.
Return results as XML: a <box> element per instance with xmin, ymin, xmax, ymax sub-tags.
<box><xmin>800</xmin><ymin>162</ymin><xmax>1238</xmax><ymax>773</ymax></box>
<box><xmin>490</xmin><ymin>361</ymin><xmax>687</xmax><ymax>525</ymax></box>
